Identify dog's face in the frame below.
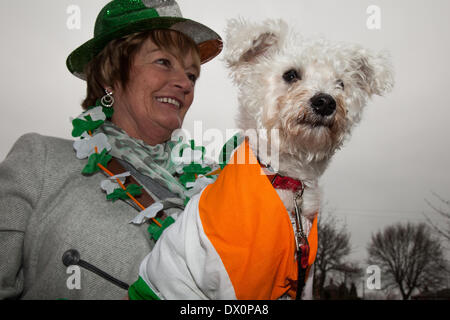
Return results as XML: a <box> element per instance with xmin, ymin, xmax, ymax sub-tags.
<box><xmin>224</xmin><ymin>19</ymin><xmax>394</xmax><ymax>163</ymax></box>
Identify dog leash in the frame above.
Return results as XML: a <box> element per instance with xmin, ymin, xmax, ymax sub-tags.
<box><xmin>259</xmin><ymin>160</ymin><xmax>310</xmax><ymax>299</ymax></box>
<box><xmin>293</xmin><ymin>187</ymin><xmax>310</xmax><ymax>300</ymax></box>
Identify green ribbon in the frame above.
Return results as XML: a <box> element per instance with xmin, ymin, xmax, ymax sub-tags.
<box><xmin>179</xmin><ymin>163</ymin><xmax>212</xmax><ymax>187</ymax></box>
<box><xmin>90</xmin><ymin>99</ymin><xmax>114</xmax><ymax>119</ymax></box>
<box><xmin>72</xmin><ymin>115</ymin><xmax>104</xmax><ymax>137</ymax></box>
<box><xmin>147</xmin><ymin>216</ymin><xmax>175</xmax><ymax>242</ymax></box>
<box><xmin>219</xmin><ymin>133</ymin><xmax>244</xmax><ymax>169</ymax></box>
<box><xmin>176</xmin><ymin>140</ymin><xmax>212</xmax><ymax>187</ymax></box>
<box><xmin>106</xmin><ymin>184</ymin><xmax>143</xmax><ymax>202</ymax></box>
<box><xmin>128</xmin><ymin>276</ymin><xmax>161</xmax><ymax>300</ymax></box>
<box><xmin>81</xmin><ymin>148</ymin><xmax>112</xmax><ymax>174</ymax></box>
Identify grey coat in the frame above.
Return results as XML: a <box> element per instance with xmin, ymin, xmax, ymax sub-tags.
<box><xmin>0</xmin><ymin>133</ymin><xmax>175</xmax><ymax>299</ymax></box>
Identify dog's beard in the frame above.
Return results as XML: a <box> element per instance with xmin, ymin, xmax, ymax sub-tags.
<box><xmin>264</xmin><ymin>94</ymin><xmax>349</xmax><ymax>161</ymax></box>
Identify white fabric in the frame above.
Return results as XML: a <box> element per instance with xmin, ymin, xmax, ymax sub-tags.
<box><xmin>184</xmin><ymin>175</ymin><xmax>215</xmax><ymax>198</ymax></box>
<box><xmin>79</xmin><ymin>106</ymin><xmax>107</xmax><ymax>121</ymax></box>
<box><xmin>129</xmin><ymin>202</ymin><xmax>164</xmax><ymax>225</ymax></box>
<box><xmin>138</xmin><ymin>189</ymin><xmax>236</xmax><ymax>300</ymax></box>
<box><xmin>73</xmin><ymin>132</ymin><xmax>111</xmax><ymax>159</ymax></box>
<box><xmin>100</xmin><ymin>172</ymin><xmax>130</xmax><ymax>194</ymax></box>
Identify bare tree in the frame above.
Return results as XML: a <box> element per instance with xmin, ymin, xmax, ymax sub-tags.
<box><xmin>333</xmin><ymin>261</ymin><xmax>363</xmax><ymax>285</ymax></box>
<box><xmin>313</xmin><ymin>213</ymin><xmax>352</xmax><ymax>298</ymax></box>
<box><xmin>424</xmin><ymin>192</ymin><xmax>450</xmax><ymax>242</ymax></box>
<box><xmin>367</xmin><ymin>222</ymin><xmax>446</xmax><ymax>300</ymax></box>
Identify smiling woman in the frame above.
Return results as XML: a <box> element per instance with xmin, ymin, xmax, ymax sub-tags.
<box><xmin>110</xmin><ymin>31</ymin><xmax>201</xmax><ymax>145</ymax></box>
<box><xmin>0</xmin><ymin>0</ymin><xmax>222</xmax><ymax>300</ymax></box>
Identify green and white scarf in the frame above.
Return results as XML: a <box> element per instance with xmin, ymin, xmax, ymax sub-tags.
<box><xmin>98</xmin><ymin>121</ymin><xmax>220</xmax><ymax>201</ymax></box>
<box><xmin>98</xmin><ymin>121</ymin><xmax>188</xmax><ymax>198</ymax></box>
<box><xmin>71</xmin><ymin>104</ymin><xmax>219</xmax><ymax>206</ymax></box>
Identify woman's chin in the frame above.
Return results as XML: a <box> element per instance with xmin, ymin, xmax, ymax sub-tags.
<box><xmin>149</xmin><ymin>117</ymin><xmax>184</xmax><ymax>141</ymax></box>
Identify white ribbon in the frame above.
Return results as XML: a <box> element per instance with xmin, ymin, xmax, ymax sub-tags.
<box><xmin>100</xmin><ymin>172</ymin><xmax>131</xmax><ymax>194</ymax></box>
<box><xmin>79</xmin><ymin>106</ymin><xmax>107</xmax><ymax>121</ymax></box>
<box><xmin>73</xmin><ymin>132</ymin><xmax>111</xmax><ymax>159</ymax></box>
<box><xmin>129</xmin><ymin>202</ymin><xmax>164</xmax><ymax>225</ymax></box>
<box><xmin>184</xmin><ymin>175</ymin><xmax>215</xmax><ymax>198</ymax></box>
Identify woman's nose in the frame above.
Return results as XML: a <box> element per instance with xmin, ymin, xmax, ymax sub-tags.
<box><xmin>172</xmin><ymin>70</ymin><xmax>193</xmax><ymax>93</ymax></box>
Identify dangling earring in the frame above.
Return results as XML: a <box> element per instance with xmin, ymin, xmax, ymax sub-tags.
<box><xmin>100</xmin><ymin>88</ymin><xmax>114</xmax><ymax>108</ymax></box>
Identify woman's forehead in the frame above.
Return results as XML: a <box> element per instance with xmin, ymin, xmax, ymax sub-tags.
<box><xmin>140</xmin><ymin>37</ymin><xmax>200</xmax><ymax>73</ymax></box>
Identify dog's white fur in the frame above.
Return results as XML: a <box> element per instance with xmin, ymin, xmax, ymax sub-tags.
<box><xmin>224</xmin><ymin>19</ymin><xmax>394</xmax><ymax>220</ymax></box>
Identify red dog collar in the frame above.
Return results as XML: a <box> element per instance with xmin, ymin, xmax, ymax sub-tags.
<box><xmin>268</xmin><ymin>174</ymin><xmax>304</xmax><ymax>193</ymax></box>
<box><xmin>257</xmin><ymin>154</ymin><xmax>304</xmax><ymax>193</ymax></box>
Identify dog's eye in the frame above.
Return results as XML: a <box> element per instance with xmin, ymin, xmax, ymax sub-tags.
<box><xmin>337</xmin><ymin>79</ymin><xmax>345</xmax><ymax>90</ymax></box>
<box><xmin>283</xmin><ymin>69</ymin><xmax>300</xmax><ymax>84</ymax></box>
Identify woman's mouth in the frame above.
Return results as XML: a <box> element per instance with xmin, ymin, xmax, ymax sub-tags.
<box><xmin>156</xmin><ymin>97</ymin><xmax>182</xmax><ymax>109</ymax></box>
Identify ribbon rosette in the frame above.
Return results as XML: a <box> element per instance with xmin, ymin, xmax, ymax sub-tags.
<box><xmin>82</xmin><ymin>148</ymin><xmax>112</xmax><ymax>174</ymax></box>
<box><xmin>106</xmin><ymin>184</ymin><xmax>143</xmax><ymax>202</ymax></box>
<box><xmin>80</xmin><ymin>106</ymin><xmax>107</xmax><ymax>122</ymax></box>
<box><xmin>129</xmin><ymin>202</ymin><xmax>164</xmax><ymax>225</ymax></box>
<box><xmin>72</xmin><ymin>116</ymin><xmax>104</xmax><ymax>137</ymax></box>
<box><xmin>178</xmin><ymin>163</ymin><xmax>212</xmax><ymax>187</ymax></box>
<box><xmin>100</xmin><ymin>172</ymin><xmax>131</xmax><ymax>194</ymax></box>
<box><xmin>73</xmin><ymin>132</ymin><xmax>111</xmax><ymax>159</ymax></box>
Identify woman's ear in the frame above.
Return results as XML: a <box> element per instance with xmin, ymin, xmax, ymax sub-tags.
<box><xmin>104</xmin><ymin>86</ymin><xmax>114</xmax><ymax>94</ymax></box>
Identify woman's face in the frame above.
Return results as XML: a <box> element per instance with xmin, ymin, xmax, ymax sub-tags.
<box><xmin>111</xmin><ymin>37</ymin><xmax>200</xmax><ymax>145</ymax></box>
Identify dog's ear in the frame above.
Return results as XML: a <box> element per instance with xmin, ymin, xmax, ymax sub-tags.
<box><xmin>224</xmin><ymin>18</ymin><xmax>288</xmax><ymax>69</ymax></box>
<box><xmin>350</xmin><ymin>48</ymin><xmax>394</xmax><ymax>96</ymax></box>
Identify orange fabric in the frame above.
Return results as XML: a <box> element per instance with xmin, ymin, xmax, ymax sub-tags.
<box><xmin>198</xmin><ymin>140</ymin><xmax>318</xmax><ymax>299</ymax></box>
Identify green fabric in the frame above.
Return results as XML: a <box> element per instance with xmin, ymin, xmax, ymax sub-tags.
<box><xmin>147</xmin><ymin>216</ymin><xmax>175</xmax><ymax>241</ymax></box>
<box><xmin>179</xmin><ymin>163</ymin><xmax>212</xmax><ymax>187</ymax></box>
<box><xmin>219</xmin><ymin>133</ymin><xmax>244</xmax><ymax>169</ymax></box>
<box><xmin>95</xmin><ymin>1</ymin><xmax>159</xmax><ymax>37</ymax></box>
<box><xmin>102</xmin><ymin>106</ymin><xmax>114</xmax><ymax>119</ymax></box>
<box><xmin>106</xmin><ymin>184</ymin><xmax>143</xmax><ymax>202</ymax></box>
<box><xmin>71</xmin><ymin>115</ymin><xmax>104</xmax><ymax>137</ymax></box>
<box><xmin>90</xmin><ymin>99</ymin><xmax>114</xmax><ymax>119</ymax></box>
<box><xmin>128</xmin><ymin>276</ymin><xmax>161</xmax><ymax>300</ymax></box>
<box><xmin>81</xmin><ymin>148</ymin><xmax>112</xmax><ymax>174</ymax></box>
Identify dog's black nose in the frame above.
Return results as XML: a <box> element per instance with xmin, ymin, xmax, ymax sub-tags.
<box><xmin>310</xmin><ymin>93</ymin><xmax>336</xmax><ymax>116</ymax></box>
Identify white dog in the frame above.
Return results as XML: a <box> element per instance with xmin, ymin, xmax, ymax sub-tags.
<box><xmin>223</xmin><ymin>18</ymin><xmax>394</xmax><ymax>222</ymax></box>
<box><xmin>132</xmin><ymin>19</ymin><xmax>394</xmax><ymax>300</ymax></box>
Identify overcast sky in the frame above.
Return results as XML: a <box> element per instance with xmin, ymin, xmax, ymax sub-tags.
<box><xmin>1</xmin><ymin>0</ymin><xmax>449</xmax><ymax>283</ymax></box>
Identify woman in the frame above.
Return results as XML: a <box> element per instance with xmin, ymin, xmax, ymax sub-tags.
<box><xmin>0</xmin><ymin>0</ymin><xmax>222</xmax><ymax>299</ymax></box>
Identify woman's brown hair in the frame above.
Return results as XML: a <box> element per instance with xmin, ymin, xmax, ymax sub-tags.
<box><xmin>82</xmin><ymin>29</ymin><xmax>200</xmax><ymax>109</ymax></box>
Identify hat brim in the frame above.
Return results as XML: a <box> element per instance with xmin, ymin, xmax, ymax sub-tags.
<box><xmin>67</xmin><ymin>16</ymin><xmax>222</xmax><ymax>80</ymax></box>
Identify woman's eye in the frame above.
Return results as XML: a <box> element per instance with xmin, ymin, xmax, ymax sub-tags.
<box><xmin>337</xmin><ymin>79</ymin><xmax>345</xmax><ymax>90</ymax></box>
<box><xmin>283</xmin><ymin>69</ymin><xmax>301</xmax><ymax>84</ymax></box>
<box><xmin>187</xmin><ymin>73</ymin><xmax>197</xmax><ymax>84</ymax></box>
<box><xmin>155</xmin><ymin>58</ymin><xmax>171</xmax><ymax>67</ymax></box>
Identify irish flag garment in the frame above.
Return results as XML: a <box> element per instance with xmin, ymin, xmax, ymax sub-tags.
<box><xmin>128</xmin><ymin>140</ymin><xmax>318</xmax><ymax>300</ymax></box>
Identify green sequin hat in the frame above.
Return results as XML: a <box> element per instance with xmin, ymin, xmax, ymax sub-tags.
<box><xmin>67</xmin><ymin>0</ymin><xmax>223</xmax><ymax>80</ymax></box>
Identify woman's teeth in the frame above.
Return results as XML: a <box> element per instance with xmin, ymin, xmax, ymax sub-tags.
<box><xmin>156</xmin><ymin>97</ymin><xmax>181</xmax><ymax>109</ymax></box>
